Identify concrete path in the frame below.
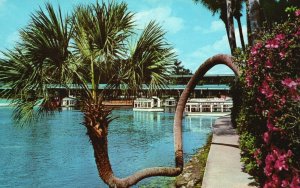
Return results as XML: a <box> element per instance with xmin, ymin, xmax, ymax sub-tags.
<box><xmin>202</xmin><ymin>115</ymin><xmax>256</xmax><ymax>188</ymax></box>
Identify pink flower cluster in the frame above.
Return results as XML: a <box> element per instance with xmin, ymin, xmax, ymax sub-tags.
<box><xmin>295</xmin><ymin>9</ymin><xmax>300</xmax><ymax>17</ymax></box>
<box><xmin>259</xmin><ymin>81</ymin><xmax>274</xmax><ymax>100</ymax></box>
<box><xmin>263</xmin><ymin>147</ymin><xmax>299</xmax><ymax>188</ymax></box>
<box><xmin>281</xmin><ymin>78</ymin><xmax>300</xmax><ymax>101</ymax></box>
<box><xmin>244</xmin><ymin>10</ymin><xmax>300</xmax><ymax>187</ymax></box>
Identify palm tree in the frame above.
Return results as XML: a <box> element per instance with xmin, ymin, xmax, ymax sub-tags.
<box><xmin>193</xmin><ymin>0</ymin><xmax>245</xmax><ymax>52</ymax></box>
<box><xmin>233</xmin><ymin>0</ymin><xmax>245</xmax><ymax>51</ymax></box>
<box><xmin>0</xmin><ymin>1</ymin><xmax>180</xmax><ymax>187</ymax></box>
<box><xmin>172</xmin><ymin>60</ymin><xmax>192</xmax><ymax>75</ymax></box>
<box><xmin>226</xmin><ymin>0</ymin><xmax>237</xmax><ymax>54</ymax></box>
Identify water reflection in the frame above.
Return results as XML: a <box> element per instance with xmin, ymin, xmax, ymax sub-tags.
<box><xmin>184</xmin><ymin>116</ymin><xmax>214</xmax><ymax>133</ymax></box>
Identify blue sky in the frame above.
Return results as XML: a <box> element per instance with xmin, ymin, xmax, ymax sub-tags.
<box><xmin>0</xmin><ymin>0</ymin><xmax>247</xmax><ymax>74</ymax></box>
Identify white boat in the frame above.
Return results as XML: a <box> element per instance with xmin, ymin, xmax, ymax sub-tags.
<box><xmin>61</xmin><ymin>96</ymin><xmax>77</xmax><ymax>107</ymax></box>
<box><xmin>133</xmin><ymin>96</ymin><xmax>164</xmax><ymax>112</ymax></box>
<box><xmin>185</xmin><ymin>97</ymin><xmax>232</xmax><ymax>116</ymax></box>
<box><xmin>164</xmin><ymin>97</ymin><xmax>177</xmax><ymax>107</ymax></box>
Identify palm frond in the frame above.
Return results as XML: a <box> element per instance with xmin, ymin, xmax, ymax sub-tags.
<box><xmin>121</xmin><ymin>21</ymin><xmax>175</xmax><ymax>95</ymax></box>
<box><xmin>0</xmin><ymin>3</ymin><xmax>74</xmax><ymax>124</ymax></box>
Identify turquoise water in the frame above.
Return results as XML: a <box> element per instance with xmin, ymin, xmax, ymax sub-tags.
<box><xmin>0</xmin><ymin>108</ymin><xmax>216</xmax><ymax>187</ymax></box>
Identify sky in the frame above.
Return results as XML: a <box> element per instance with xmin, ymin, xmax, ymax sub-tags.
<box><xmin>0</xmin><ymin>0</ymin><xmax>247</xmax><ymax>74</ymax></box>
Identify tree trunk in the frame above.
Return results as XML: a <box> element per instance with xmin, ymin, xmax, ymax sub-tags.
<box><xmin>220</xmin><ymin>13</ymin><xmax>231</xmax><ymax>51</ymax></box>
<box><xmin>247</xmin><ymin>0</ymin><xmax>262</xmax><ymax>46</ymax></box>
<box><xmin>83</xmin><ymin>54</ymin><xmax>240</xmax><ymax>187</ymax></box>
<box><xmin>235</xmin><ymin>14</ymin><xmax>246</xmax><ymax>51</ymax></box>
<box><xmin>245</xmin><ymin>0</ymin><xmax>252</xmax><ymax>45</ymax></box>
<box><xmin>226</xmin><ymin>0</ymin><xmax>237</xmax><ymax>54</ymax></box>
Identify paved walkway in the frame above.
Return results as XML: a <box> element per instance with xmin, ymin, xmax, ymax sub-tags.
<box><xmin>202</xmin><ymin>115</ymin><xmax>256</xmax><ymax>188</ymax></box>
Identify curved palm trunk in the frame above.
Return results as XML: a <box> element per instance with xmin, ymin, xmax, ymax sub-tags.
<box><xmin>84</xmin><ymin>54</ymin><xmax>239</xmax><ymax>188</ymax></box>
<box><xmin>226</xmin><ymin>0</ymin><xmax>237</xmax><ymax>54</ymax></box>
<box><xmin>234</xmin><ymin>14</ymin><xmax>246</xmax><ymax>51</ymax></box>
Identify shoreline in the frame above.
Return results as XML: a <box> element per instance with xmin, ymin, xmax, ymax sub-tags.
<box><xmin>175</xmin><ymin>134</ymin><xmax>212</xmax><ymax>188</ymax></box>
<box><xmin>140</xmin><ymin>134</ymin><xmax>213</xmax><ymax>188</ymax></box>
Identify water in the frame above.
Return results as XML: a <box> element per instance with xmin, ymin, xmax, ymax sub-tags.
<box><xmin>0</xmin><ymin>107</ymin><xmax>216</xmax><ymax>187</ymax></box>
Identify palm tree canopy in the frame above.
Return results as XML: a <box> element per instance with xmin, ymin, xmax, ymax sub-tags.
<box><xmin>193</xmin><ymin>0</ymin><xmax>244</xmax><ymax>19</ymax></box>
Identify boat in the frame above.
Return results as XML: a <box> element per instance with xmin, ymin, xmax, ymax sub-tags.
<box><xmin>164</xmin><ymin>97</ymin><xmax>177</xmax><ymax>107</ymax></box>
<box><xmin>61</xmin><ymin>96</ymin><xmax>77</xmax><ymax>107</ymax></box>
<box><xmin>133</xmin><ymin>96</ymin><xmax>164</xmax><ymax>112</ymax></box>
<box><xmin>184</xmin><ymin>97</ymin><xmax>233</xmax><ymax>116</ymax></box>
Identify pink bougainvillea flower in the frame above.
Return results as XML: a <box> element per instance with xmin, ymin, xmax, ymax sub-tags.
<box><xmin>266</xmin><ymin>39</ymin><xmax>279</xmax><ymax>48</ymax></box>
<box><xmin>265</xmin><ymin>152</ymin><xmax>275</xmax><ymax>164</ymax></box>
<box><xmin>264</xmin><ymin>163</ymin><xmax>273</xmax><ymax>177</ymax></box>
<box><xmin>279</xmin><ymin>51</ymin><xmax>286</xmax><ymax>59</ymax></box>
<box><xmin>248</xmin><ymin>59</ymin><xmax>254</xmax><ymax>65</ymax></box>
<box><xmin>274</xmin><ymin>155</ymin><xmax>289</xmax><ymax>171</ymax></box>
<box><xmin>290</xmin><ymin>174</ymin><xmax>300</xmax><ymax>188</ymax></box>
<box><xmin>275</xmin><ymin>34</ymin><xmax>285</xmax><ymax>41</ymax></box>
<box><xmin>267</xmin><ymin>120</ymin><xmax>280</xmax><ymax>131</ymax></box>
<box><xmin>286</xmin><ymin>150</ymin><xmax>293</xmax><ymax>158</ymax></box>
<box><xmin>295</xmin><ymin>9</ymin><xmax>300</xmax><ymax>16</ymax></box>
<box><xmin>263</xmin><ymin>132</ymin><xmax>271</xmax><ymax>144</ymax></box>
<box><xmin>281</xmin><ymin>179</ymin><xmax>289</xmax><ymax>187</ymax></box>
<box><xmin>263</xmin><ymin>180</ymin><xmax>272</xmax><ymax>188</ymax></box>
<box><xmin>280</xmin><ymin>96</ymin><xmax>286</xmax><ymax>104</ymax></box>
<box><xmin>259</xmin><ymin>81</ymin><xmax>274</xmax><ymax>99</ymax></box>
<box><xmin>271</xmin><ymin>174</ymin><xmax>281</xmax><ymax>186</ymax></box>
<box><xmin>251</xmin><ymin>42</ymin><xmax>263</xmax><ymax>55</ymax></box>
<box><xmin>281</xmin><ymin>78</ymin><xmax>298</xmax><ymax>90</ymax></box>
<box><xmin>265</xmin><ymin>59</ymin><xmax>273</xmax><ymax>68</ymax></box>
<box><xmin>291</xmin><ymin>93</ymin><xmax>300</xmax><ymax>102</ymax></box>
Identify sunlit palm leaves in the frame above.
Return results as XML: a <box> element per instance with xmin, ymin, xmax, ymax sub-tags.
<box><xmin>72</xmin><ymin>1</ymin><xmax>134</xmax><ymax>99</ymax></box>
<box><xmin>123</xmin><ymin>21</ymin><xmax>175</xmax><ymax>95</ymax></box>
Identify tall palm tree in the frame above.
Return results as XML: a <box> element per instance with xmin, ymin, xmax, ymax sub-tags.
<box><xmin>0</xmin><ymin>1</ymin><xmax>180</xmax><ymax>187</ymax></box>
<box><xmin>226</xmin><ymin>0</ymin><xmax>237</xmax><ymax>54</ymax></box>
<box><xmin>233</xmin><ymin>0</ymin><xmax>245</xmax><ymax>51</ymax></box>
<box><xmin>193</xmin><ymin>0</ymin><xmax>245</xmax><ymax>52</ymax></box>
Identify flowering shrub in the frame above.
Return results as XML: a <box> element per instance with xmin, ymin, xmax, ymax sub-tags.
<box><xmin>235</xmin><ymin>10</ymin><xmax>300</xmax><ymax>187</ymax></box>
